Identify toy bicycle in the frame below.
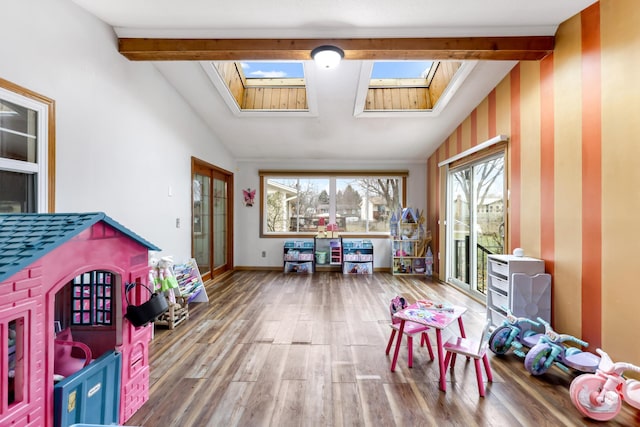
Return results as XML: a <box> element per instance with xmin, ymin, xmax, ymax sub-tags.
<box><xmin>570</xmin><ymin>348</ymin><xmax>640</xmax><ymax>421</ymax></box>
<box><xmin>524</xmin><ymin>318</ymin><xmax>600</xmax><ymax>376</ymax></box>
<box><xmin>488</xmin><ymin>307</ymin><xmax>543</xmax><ymax>357</ymax></box>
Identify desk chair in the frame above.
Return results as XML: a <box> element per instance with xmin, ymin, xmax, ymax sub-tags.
<box><xmin>443</xmin><ymin>320</ymin><xmax>493</xmax><ymax>397</ymax></box>
<box><xmin>385</xmin><ymin>296</ymin><xmax>434</xmax><ymax>368</ymax></box>
<box><xmin>54</xmin><ymin>328</ymin><xmax>92</xmax><ymax>377</ymax></box>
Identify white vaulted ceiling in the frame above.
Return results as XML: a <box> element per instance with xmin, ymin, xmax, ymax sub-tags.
<box><xmin>71</xmin><ymin>0</ymin><xmax>597</xmax><ymax>162</ymax></box>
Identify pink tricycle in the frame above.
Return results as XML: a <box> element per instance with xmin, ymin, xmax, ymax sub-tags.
<box><xmin>570</xmin><ymin>348</ymin><xmax>640</xmax><ymax>421</ymax></box>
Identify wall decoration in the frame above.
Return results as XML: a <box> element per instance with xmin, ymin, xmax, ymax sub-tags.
<box><xmin>243</xmin><ymin>188</ymin><xmax>256</xmax><ymax>207</ymax></box>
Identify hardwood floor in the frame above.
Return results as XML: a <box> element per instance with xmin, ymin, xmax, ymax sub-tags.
<box><xmin>127</xmin><ymin>271</ymin><xmax>639</xmax><ymax>427</ymax></box>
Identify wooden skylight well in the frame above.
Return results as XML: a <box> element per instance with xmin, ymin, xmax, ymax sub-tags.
<box><xmin>212</xmin><ymin>61</ymin><xmax>309</xmax><ymax>111</ymax></box>
<box><xmin>364</xmin><ymin>60</ymin><xmax>461</xmax><ymax>111</ymax></box>
<box><xmin>206</xmin><ymin>58</ymin><xmax>470</xmax><ymax>117</ymax></box>
<box><xmin>353</xmin><ymin>59</ymin><xmax>473</xmax><ymax>117</ymax></box>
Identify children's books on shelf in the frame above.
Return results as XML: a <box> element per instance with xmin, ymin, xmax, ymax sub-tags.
<box><xmin>172</xmin><ymin>258</ymin><xmax>208</xmax><ymax>303</ymax></box>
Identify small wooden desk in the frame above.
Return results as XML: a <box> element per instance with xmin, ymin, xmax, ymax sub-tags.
<box><xmin>391</xmin><ymin>303</ymin><xmax>467</xmax><ymax>392</ymax></box>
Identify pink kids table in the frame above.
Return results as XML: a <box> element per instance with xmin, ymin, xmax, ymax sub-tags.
<box><xmin>390</xmin><ymin>302</ymin><xmax>467</xmax><ymax>391</ymax></box>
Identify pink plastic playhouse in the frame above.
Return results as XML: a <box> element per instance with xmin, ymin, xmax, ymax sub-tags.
<box><xmin>0</xmin><ymin>212</ymin><xmax>160</xmax><ymax>427</ymax></box>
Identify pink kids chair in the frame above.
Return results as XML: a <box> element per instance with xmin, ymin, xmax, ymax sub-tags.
<box><xmin>443</xmin><ymin>320</ymin><xmax>493</xmax><ymax>397</ymax></box>
<box><xmin>54</xmin><ymin>327</ymin><xmax>93</xmax><ymax>378</ymax></box>
<box><xmin>385</xmin><ymin>295</ymin><xmax>434</xmax><ymax>368</ymax></box>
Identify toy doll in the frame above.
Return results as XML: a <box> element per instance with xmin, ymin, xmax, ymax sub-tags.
<box><xmin>158</xmin><ymin>256</ymin><xmax>180</xmax><ymax>305</ymax></box>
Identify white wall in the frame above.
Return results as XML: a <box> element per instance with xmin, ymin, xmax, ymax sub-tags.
<box><xmin>2</xmin><ymin>0</ymin><xmax>429</xmax><ymax>270</ymax></box>
<box><xmin>1</xmin><ymin>0</ymin><xmax>235</xmax><ymax>260</ymax></box>
<box><xmin>235</xmin><ymin>160</ymin><xmax>427</xmax><ymax>268</ymax></box>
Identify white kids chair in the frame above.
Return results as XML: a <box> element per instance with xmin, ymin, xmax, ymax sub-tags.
<box><xmin>442</xmin><ymin>319</ymin><xmax>493</xmax><ymax>397</ymax></box>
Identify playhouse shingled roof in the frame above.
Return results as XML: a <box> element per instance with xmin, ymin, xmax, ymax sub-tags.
<box><xmin>0</xmin><ymin>212</ymin><xmax>160</xmax><ymax>283</ymax></box>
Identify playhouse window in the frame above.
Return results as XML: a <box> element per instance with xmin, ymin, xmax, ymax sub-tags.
<box><xmin>71</xmin><ymin>271</ymin><xmax>113</xmax><ymax>326</ymax></box>
<box><xmin>6</xmin><ymin>318</ymin><xmax>24</xmax><ymax>407</ymax></box>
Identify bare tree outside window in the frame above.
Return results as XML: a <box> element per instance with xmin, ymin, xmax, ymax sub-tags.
<box><xmin>266</xmin><ymin>192</ymin><xmax>285</xmax><ymax>232</ymax></box>
<box><xmin>357</xmin><ymin>178</ymin><xmax>401</xmax><ymax>212</ymax></box>
<box><xmin>448</xmin><ymin>153</ymin><xmax>505</xmax><ymax>295</ymax></box>
<box><xmin>453</xmin><ymin>157</ymin><xmax>505</xmax><ymax>252</ymax></box>
<box><xmin>264</xmin><ymin>174</ymin><xmax>403</xmax><ymax>234</ymax></box>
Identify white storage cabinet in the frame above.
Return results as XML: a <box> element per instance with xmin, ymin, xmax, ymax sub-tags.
<box><xmin>486</xmin><ymin>254</ymin><xmax>550</xmax><ymax>330</ymax></box>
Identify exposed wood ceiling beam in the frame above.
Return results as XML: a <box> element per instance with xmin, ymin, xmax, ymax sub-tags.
<box><xmin>118</xmin><ymin>37</ymin><xmax>554</xmax><ymax>61</ymax></box>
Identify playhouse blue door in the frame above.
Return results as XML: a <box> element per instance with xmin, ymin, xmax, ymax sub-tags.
<box><xmin>54</xmin><ymin>350</ymin><xmax>122</xmax><ymax>427</ymax></box>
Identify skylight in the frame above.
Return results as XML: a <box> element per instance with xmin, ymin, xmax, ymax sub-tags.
<box><xmin>240</xmin><ymin>61</ymin><xmax>305</xmax><ymax>79</ymax></box>
<box><xmin>204</xmin><ymin>60</ymin><xmax>314</xmax><ymax>114</ymax></box>
<box><xmin>354</xmin><ymin>60</ymin><xmax>472</xmax><ymax>116</ymax></box>
<box><xmin>371</xmin><ymin>61</ymin><xmax>434</xmax><ymax>79</ymax></box>
<box><xmin>205</xmin><ymin>58</ymin><xmax>470</xmax><ymax>117</ymax></box>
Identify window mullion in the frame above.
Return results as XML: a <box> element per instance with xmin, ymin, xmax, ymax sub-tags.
<box><xmin>329</xmin><ymin>178</ymin><xmax>336</xmax><ymax>224</ymax></box>
<box><xmin>0</xmin><ymin>158</ymin><xmax>38</xmax><ymax>173</ymax></box>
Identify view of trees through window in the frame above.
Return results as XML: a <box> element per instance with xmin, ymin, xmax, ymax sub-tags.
<box><xmin>453</xmin><ymin>156</ymin><xmax>505</xmax><ymax>253</ymax></box>
<box><xmin>264</xmin><ymin>175</ymin><xmax>403</xmax><ymax>234</ymax></box>
<box><xmin>449</xmin><ymin>153</ymin><xmax>505</xmax><ymax>295</ymax></box>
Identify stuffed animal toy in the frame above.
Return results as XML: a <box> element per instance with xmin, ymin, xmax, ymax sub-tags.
<box><xmin>158</xmin><ymin>256</ymin><xmax>180</xmax><ymax>306</ymax></box>
<box><xmin>148</xmin><ymin>256</ymin><xmax>161</xmax><ymax>291</ymax></box>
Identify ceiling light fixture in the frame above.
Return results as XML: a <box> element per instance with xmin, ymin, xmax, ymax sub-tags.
<box><xmin>311</xmin><ymin>45</ymin><xmax>344</xmax><ymax>69</ymax></box>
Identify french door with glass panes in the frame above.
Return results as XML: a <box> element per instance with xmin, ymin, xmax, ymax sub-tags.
<box><xmin>192</xmin><ymin>158</ymin><xmax>233</xmax><ymax>280</ymax></box>
<box><xmin>446</xmin><ymin>153</ymin><xmax>505</xmax><ymax>298</ymax></box>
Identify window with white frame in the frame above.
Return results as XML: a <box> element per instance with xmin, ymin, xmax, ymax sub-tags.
<box><xmin>261</xmin><ymin>171</ymin><xmax>406</xmax><ymax>235</ymax></box>
<box><xmin>0</xmin><ymin>80</ymin><xmax>53</xmax><ymax>213</ymax></box>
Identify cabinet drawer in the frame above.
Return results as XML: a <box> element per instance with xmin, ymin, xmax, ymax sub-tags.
<box><xmin>490</xmin><ymin>289</ymin><xmax>509</xmax><ymax>310</ymax></box>
<box><xmin>489</xmin><ymin>259</ymin><xmax>509</xmax><ymax>277</ymax></box>
<box><xmin>344</xmin><ymin>253</ymin><xmax>373</xmax><ymax>262</ymax></box>
<box><xmin>488</xmin><ymin>307</ymin><xmax>507</xmax><ymax>327</ymax></box>
<box><xmin>489</xmin><ymin>274</ymin><xmax>509</xmax><ymax>293</ymax></box>
<box><xmin>284</xmin><ymin>261</ymin><xmax>313</xmax><ymax>274</ymax></box>
<box><xmin>343</xmin><ymin>261</ymin><xmax>372</xmax><ymax>274</ymax></box>
<box><xmin>298</xmin><ymin>253</ymin><xmax>314</xmax><ymax>261</ymax></box>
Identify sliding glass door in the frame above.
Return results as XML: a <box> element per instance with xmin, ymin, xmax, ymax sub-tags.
<box><xmin>446</xmin><ymin>153</ymin><xmax>505</xmax><ymax>296</ymax></box>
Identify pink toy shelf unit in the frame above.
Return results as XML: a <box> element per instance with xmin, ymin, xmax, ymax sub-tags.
<box><xmin>0</xmin><ymin>212</ymin><xmax>161</xmax><ymax>427</ymax></box>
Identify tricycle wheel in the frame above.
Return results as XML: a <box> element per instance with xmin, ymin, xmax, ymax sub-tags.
<box><xmin>489</xmin><ymin>326</ymin><xmax>512</xmax><ymax>355</ymax></box>
<box><xmin>570</xmin><ymin>374</ymin><xmax>619</xmax><ymax>421</ymax></box>
<box><xmin>524</xmin><ymin>343</ymin><xmax>553</xmax><ymax>375</ymax></box>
